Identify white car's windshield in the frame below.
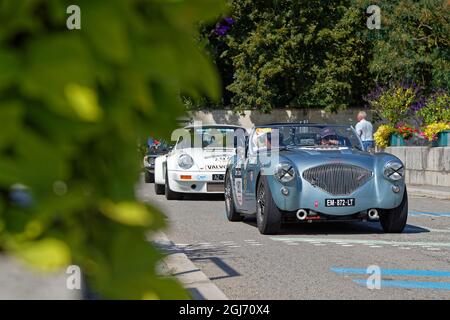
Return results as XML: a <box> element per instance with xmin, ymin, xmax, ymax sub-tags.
<box><xmin>176</xmin><ymin>127</ymin><xmax>243</xmax><ymax>150</ymax></box>
<box><xmin>253</xmin><ymin>125</ymin><xmax>363</xmax><ymax>151</ymax></box>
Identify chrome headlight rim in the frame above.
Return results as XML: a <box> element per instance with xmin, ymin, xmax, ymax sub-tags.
<box><xmin>384</xmin><ymin>160</ymin><xmax>404</xmax><ymax>181</ymax></box>
<box><xmin>275</xmin><ymin>162</ymin><xmax>296</xmax><ymax>183</ymax></box>
<box><xmin>178</xmin><ymin>154</ymin><xmax>194</xmax><ymax>170</ymax></box>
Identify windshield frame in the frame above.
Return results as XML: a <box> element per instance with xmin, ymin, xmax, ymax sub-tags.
<box><xmin>249</xmin><ymin>124</ymin><xmax>364</xmax><ymax>154</ymax></box>
<box><xmin>175</xmin><ymin>126</ymin><xmax>246</xmax><ymax>150</ymax></box>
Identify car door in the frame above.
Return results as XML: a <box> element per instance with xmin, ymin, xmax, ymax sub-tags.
<box><xmin>231</xmin><ymin>132</ymin><xmax>248</xmax><ymax>212</ymax></box>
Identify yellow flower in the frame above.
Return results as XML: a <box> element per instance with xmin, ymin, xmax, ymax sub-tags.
<box><xmin>374</xmin><ymin>125</ymin><xmax>395</xmax><ymax>148</ymax></box>
<box><xmin>421</xmin><ymin>122</ymin><xmax>450</xmax><ymax>141</ymax></box>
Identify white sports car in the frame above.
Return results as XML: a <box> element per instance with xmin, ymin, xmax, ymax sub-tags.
<box><xmin>154</xmin><ymin>124</ymin><xmax>247</xmax><ymax>200</ymax></box>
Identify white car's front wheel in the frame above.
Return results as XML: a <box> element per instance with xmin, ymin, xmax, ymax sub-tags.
<box><xmin>165</xmin><ymin>171</ymin><xmax>183</xmax><ymax>200</ymax></box>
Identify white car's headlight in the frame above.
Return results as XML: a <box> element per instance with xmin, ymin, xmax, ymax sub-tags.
<box><xmin>384</xmin><ymin>161</ymin><xmax>404</xmax><ymax>181</ymax></box>
<box><xmin>178</xmin><ymin>154</ymin><xmax>194</xmax><ymax>169</ymax></box>
<box><xmin>275</xmin><ymin>162</ymin><xmax>295</xmax><ymax>183</ymax></box>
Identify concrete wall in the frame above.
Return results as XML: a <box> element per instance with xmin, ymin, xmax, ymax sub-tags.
<box><xmin>188</xmin><ymin>108</ymin><xmax>370</xmax><ymax>129</ymax></box>
<box><xmin>384</xmin><ymin>147</ymin><xmax>450</xmax><ymax>187</ymax></box>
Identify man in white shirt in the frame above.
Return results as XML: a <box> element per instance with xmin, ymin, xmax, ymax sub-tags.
<box><xmin>355</xmin><ymin>111</ymin><xmax>374</xmax><ymax>151</ymax></box>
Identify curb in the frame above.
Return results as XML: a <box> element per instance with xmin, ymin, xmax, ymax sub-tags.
<box><xmin>152</xmin><ymin>232</ymin><xmax>228</xmax><ymax>300</ymax></box>
<box><xmin>408</xmin><ymin>187</ymin><xmax>450</xmax><ymax>200</ymax></box>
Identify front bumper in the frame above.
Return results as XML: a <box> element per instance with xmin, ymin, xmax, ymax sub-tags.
<box><xmin>267</xmin><ymin>175</ymin><xmax>405</xmax><ymax>216</ymax></box>
<box><xmin>167</xmin><ymin>170</ymin><xmax>225</xmax><ymax>193</ymax></box>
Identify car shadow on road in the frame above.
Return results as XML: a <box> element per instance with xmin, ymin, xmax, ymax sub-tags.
<box><xmin>180</xmin><ymin>193</ymin><xmax>225</xmax><ymax>201</ymax></box>
<box><xmin>243</xmin><ymin>220</ymin><xmax>430</xmax><ymax>235</ymax></box>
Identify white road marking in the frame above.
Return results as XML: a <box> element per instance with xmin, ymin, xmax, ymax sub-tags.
<box><xmin>271</xmin><ymin>237</ymin><xmax>450</xmax><ymax>248</ymax></box>
<box><xmin>424</xmin><ymin>227</ymin><xmax>450</xmax><ymax>233</ymax></box>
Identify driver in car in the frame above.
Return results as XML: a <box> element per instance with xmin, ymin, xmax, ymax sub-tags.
<box><xmin>319</xmin><ymin>127</ymin><xmax>340</xmax><ymax>146</ymax></box>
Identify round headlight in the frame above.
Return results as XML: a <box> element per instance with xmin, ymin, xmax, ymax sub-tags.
<box><xmin>384</xmin><ymin>161</ymin><xmax>404</xmax><ymax>181</ymax></box>
<box><xmin>275</xmin><ymin>162</ymin><xmax>295</xmax><ymax>183</ymax></box>
<box><xmin>178</xmin><ymin>154</ymin><xmax>194</xmax><ymax>169</ymax></box>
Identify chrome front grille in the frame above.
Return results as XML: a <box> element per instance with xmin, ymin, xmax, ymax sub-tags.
<box><xmin>302</xmin><ymin>164</ymin><xmax>372</xmax><ymax>195</ymax></box>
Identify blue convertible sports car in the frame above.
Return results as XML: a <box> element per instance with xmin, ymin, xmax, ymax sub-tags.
<box><xmin>224</xmin><ymin>123</ymin><xmax>408</xmax><ymax>235</ymax></box>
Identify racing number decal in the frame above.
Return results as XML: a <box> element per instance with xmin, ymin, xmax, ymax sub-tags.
<box><xmin>235</xmin><ymin>178</ymin><xmax>243</xmax><ymax>206</ymax></box>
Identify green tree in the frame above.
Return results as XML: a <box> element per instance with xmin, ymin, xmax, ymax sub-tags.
<box><xmin>0</xmin><ymin>0</ymin><xmax>224</xmax><ymax>299</ymax></box>
<box><xmin>195</xmin><ymin>0</ymin><xmax>449</xmax><ymax>113</ymax></box>
<box><xmin>367</xmin><ymin>0</ymin><xmax>449</xmax><ymax>91</ymax></box>
<box><xmin>197</xmin><ymin>0</ymin><xmax>371</xmax><ymax>113</ymax></box>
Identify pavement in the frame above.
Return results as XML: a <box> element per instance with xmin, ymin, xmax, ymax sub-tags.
<box><xmin>153</xmin><ymin>231</ymin><xmax>228</xmax><ymax>300</ymax></box>
<box><xmin>408</xmin><ymin>185</ymin><xmax>450</xmax><ymax>200</ymax></box>
<box><xmin>0</xmin><ymin>179</ymin><xmax>447</xmax><ymax>300</ymax></box>
<box><xmin>139</xmin><ymin>180</ymin><xmax>450</xmax><ymax>300</ymax></box>
<box><xmin>0</xmin><ymin>256</ymin><xmax>80</xmax><ymax>300</ymax></box>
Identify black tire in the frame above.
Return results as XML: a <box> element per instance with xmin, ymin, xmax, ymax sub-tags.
<box><xmin>154</xmin><ymin>183</ymin><xmax>165</xmax><ymax>195</ymax></box>
<box><xmin>165</xmin><ymin>171</ymin><xmax>183</xmax><ymax>200</ymax></box>
<box><xmin>224</xmin><ymin>170</ymin><xmax>243</xmax><ymax>221</ymax></box>
<box><xmin>256</xmin><ymin>176</ymin><xmax>282</xmax><ymax>234</ymax></box>
<box><xmin>144</xmin><ymin>171</ymin><xmax>154</xmax><ymax>183</ymax></box>
<box><xmin>379</xmin><ymin>188</ymin><xmax>408</xmax><ymax>233</ymax></box>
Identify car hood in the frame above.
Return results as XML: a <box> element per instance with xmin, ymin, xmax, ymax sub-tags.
<box><xmin>172</xmin><ymin>148</ymin><xmax>236</xmax><ymax>171</ymax></box>
<box><xmin>279</xmin><ymin>148</ymin><xmax>376</xmax><ymax>171</ymax></box>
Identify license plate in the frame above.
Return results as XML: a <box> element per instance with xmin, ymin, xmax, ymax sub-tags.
<box><xmin>212</xmin><ymin>174</ymin><xmax>224</xmax><ymax>181</ymax></box>
<box><xmin>325</xmin><ymin>198</ymin><xmax>355</xmax><ymax>207</ymax></box>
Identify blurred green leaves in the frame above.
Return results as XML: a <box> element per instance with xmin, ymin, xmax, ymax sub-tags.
<box><xmin>15</xmin><ymin>238</ymin><xmax>71</xmax><ymax>272</ymax></box>
<box><xmin>0</xmin><ymin>0</ymin><xmax>224</xmax><ymax>299</ymax></box>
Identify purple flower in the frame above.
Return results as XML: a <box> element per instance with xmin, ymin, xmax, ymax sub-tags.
<box><xmin>224</xmin><ymin>17</ymin><xmax>234</xmax><ymax>25</ymax></box>
<box><xmin>364</xmin><ymin>84</ymin><xmax>384</xmax><ymax>102</ymax></box>
<box><xmin>410</xmin><ymin>97</ymin><xmax>426</xmax><ymax>112</ymax></box>
<box><xmin>214</xmin><ymin>25</ymin><xmax>230</xmax><ymax>36</ymax></box>
<box><xmin>213</xmin><ymin>17</ymin><xmax>234</xmax><ymax>36</ymax></box>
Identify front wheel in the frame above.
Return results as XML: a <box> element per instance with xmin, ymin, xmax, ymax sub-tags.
<box><xmin>379</xmin><ymin>188</ymin><xmax>408</xmax><ymax>233</ymax></box>
<box><xmin>256</xmin><ymin>176</ymin><xmax>281</xmax><ymax>234</ymax></box>
<box><xmin>145</xmin><ymin>171</ymin><xmax>154</xmax><ymax>183</ymax></box>
<box><xmin>154</xmin><ymin>183</ymin><xmax>165</xmax><ymax>195</ymax></box>
<box><xmin>224</xmin><ymin>171</ymin><xmax>243</xmax><ymax>221</ymax></box>
<box><xmin>165</xmin><ymin>171</ymin><xmax>183</xmax><ymax>200</ymax></box>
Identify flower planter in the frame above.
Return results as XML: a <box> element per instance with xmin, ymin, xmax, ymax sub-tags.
<box><xmin>432</xmin><ymin>130</ymin><xmax>450</xmax><ymax>147</ymax></box>
<box><xmin>389</xmin><ymin>134</ymin><xmax>405</xmax><ymax>146</ymax></box>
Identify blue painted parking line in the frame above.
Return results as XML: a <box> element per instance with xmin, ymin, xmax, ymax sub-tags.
<box><xmin>353</xmin><ymin>279</ymin><xmax>450</xmax><ymax>291</ymax></box>
<box><xmin>409</xmin><ymin>211</ymin><xmax>450</xmax><ymax>217</ymax></box>
<box><xmin>331</xmin><ymin>268</ymin><xmax>450</xmax><ymax>278</ymax></box>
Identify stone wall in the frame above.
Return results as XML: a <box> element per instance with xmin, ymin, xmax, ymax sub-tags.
<box><xmin>384</xmin><ymin>147</ymin><xmax>450</xmax><ymax>187</ymax></box>
<box><xmin>188</xmin><ymin>108</ymin><xmax>371</xmax><ymax>129</ymax></box>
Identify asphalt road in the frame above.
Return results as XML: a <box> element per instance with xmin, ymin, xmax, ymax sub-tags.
<box><xmin>139</xmin><ymin>180</ymin><xmax>450</xmax><ymax>300</ymax></box>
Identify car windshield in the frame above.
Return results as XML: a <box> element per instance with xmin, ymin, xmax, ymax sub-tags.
<box><xmin>252</xmin><ymin>125</ymin><xmax>362</xmax><ymax>151</ymax></box>
<box><xmin>176</xmin><ymin>127</ymin><xmax>243</xmax><ymax>150</ymax></box>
